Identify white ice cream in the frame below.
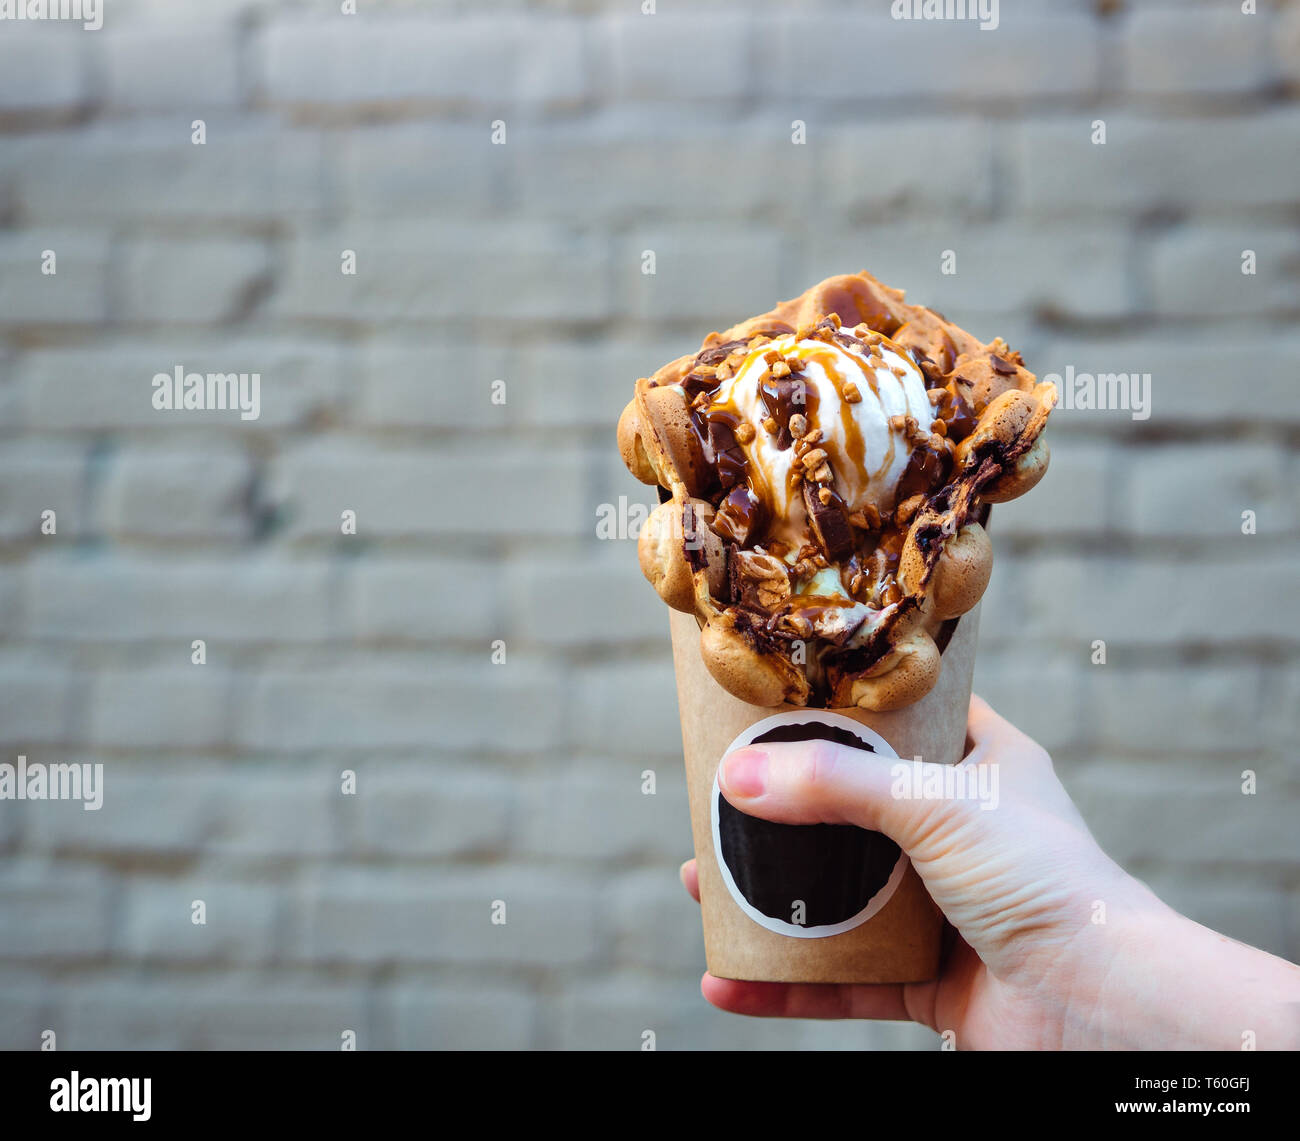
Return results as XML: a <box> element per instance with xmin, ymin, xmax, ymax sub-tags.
<box><xmin>709</xmin><ymin>331</ymin><xmax>933</xmax><ymax>550</ymax></box>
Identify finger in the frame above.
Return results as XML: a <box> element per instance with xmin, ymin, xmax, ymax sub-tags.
<box><xmin>679</xmin><ymin>859</ymin><xmax>699</xmax><ymax>903</ymax></box>
<box><xmin>701</xmin><ymin>974</ymin><xmax>911</xmax><ymax>1022</ymax></box>
<box><xmin>717</xmin><ymin>739</ymin><xmax>936</xmax><ymax>842</ymax></box>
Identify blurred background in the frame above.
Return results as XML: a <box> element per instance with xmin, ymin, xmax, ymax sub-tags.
<box><xmin>0</xmin><ymin>0</ymin><xmax>1297</xmax><ymax>1050</ymax></box>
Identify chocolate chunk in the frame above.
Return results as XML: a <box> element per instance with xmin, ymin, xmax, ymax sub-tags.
<box><xmin>895</xmin><ymin>447</ymin><xmax>949</xmax><ymax>502</ymax></box>
<box><xmin>706</xmin><ymin>416</ymin><xmax>746</xmax><ymax>490</ymax></box>
<box><xmin>711</xmin><ymin>484</ymin><xmax>762</xmax><ymax>546</ymax></box>
<box><xmin>989</xmin><ymin>353</ymin><xmax>1016</xmax><ymax>376</ymax></box>
<box><xmin>694</xmin><ymin>338</ymin><xmax>750</xmax><ymax>368</ymax></box>
<box><xmin>802</xmin><ymin>482</ymin><xmax>854</xmax><ymax>562</ymax></box>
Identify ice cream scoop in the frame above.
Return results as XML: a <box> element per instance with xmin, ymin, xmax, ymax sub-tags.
<box><xmin>704</xmin><ymin>327</ymin><xmax>934</xmax><ymax>553</ymax></box>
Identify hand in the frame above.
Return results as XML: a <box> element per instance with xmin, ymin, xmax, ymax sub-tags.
<box><xmin>680</xmin><ymin>695</ymin><xmax>1300</xmax><ymax>1049</ymax></box>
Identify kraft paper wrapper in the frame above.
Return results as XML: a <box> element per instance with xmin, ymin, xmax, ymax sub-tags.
<box><xmin>670</xmin><ymin>604</ymin><xmax>980</xmax><ymax>984</ymax></box>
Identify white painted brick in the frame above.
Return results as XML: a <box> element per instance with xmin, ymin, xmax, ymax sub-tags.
<box><xmin>1121</xmin><ymin>7</ymin><xmax>1271</xmax><ymax>95</ymax></box>
<box><xmin>508</xmin><ymin>118</ymin><xmax>815</xmax><ymax>221</ymax></box>
<box><xmin>1037</xmin><ymin>334</ymin><xmax>1300</xmax><ymax>428</ymax></box>
<box><xmin>1149</xmin><ymin>226</ymin><xmax>1300</xmax><ymax>318</ymax></box>
<box><xmin>12</xmin><ymin>124</ymin><xmax>332</xmax><ymax>223</ymax></box>
<box><xmin>1022</xmin><ymin>553</ymin><xmax>1300</xmax><ymax>649</ymax></box>
<box><xmin>18</xmin><ymin>341</ymin><xmax>346</xmax><ymax>430</ymax></box>
<box><xmin>622</xmin><ymin>225</ymin><xmax>788</xmax><ymax>324</ymax></box>
<box><xmin>513</xmin><ymin>764</ymin><xmax>691</xmax><ymax>861</ymax></box>
<box><xmin>989</xmin><ymin>438</ymin><xmax>1110</xmax><ymax>537</ymax></box>
<box><xmin>572</xmin><ymin>659</ymin><xmax>683</xmax><ymax>759</ymax></box>
<box><xmin>101</xmin><ymin>24</ymin><xmax>243</xmax><ymax>110</ymax></box>
<box><xmin>100</xmin><ymin>444</ymin><xmax>253</xmax><ymax>541</ymax></box>
<box><xmin>119</xmin><ymin>878</ymin><xmax>278</xmax><ymax>963</ymax></box>
<box><xmin>823</xmin><ymin>120</ymin><xmax>996</xmax><ymax>219</ymax></box>
<box><xmin>340</xmin><ymin>124</ymin><xmax>501</xmax><ymax>216</ymax></box>
<box><xmin>506</xmin><ymin>552</ymin><xmax>665</xmax><ymax>647</ymax></box>
<box><xmin>604</xmin><ymin>12</ymin><xmax>752</xmax><ymax>101</ymax></box>
<box><xmin>605</xmin><ymin>867</ymin><xmax>705</xmax><ymax>972</ymax></box>
<box><xmin>0</xmin><ymin>663</ymin><xmax>79</xmax><ymax>747</ymax></box>
<box><xmin>549</xmin><ymin>974</ymin><xmax>929</xmax><ymax>1051</ymax></box>
<box><xmin>293</xmin><ymin>866</ymin><xmax>599</xmax><ymax>967</ymax></box>
<box><xmin>88</xmin><ymin>668</ymin><xmax>232</xmax><ymax>751</ymax></box>
<box><xmin>0</xmin><ymin>30</ymin><xmax>84</xmax><ymax>111</ymax></box>
<box><xmin>970</xmin><ymin>651</ymin><xmax>1089</xmax><ymax>755</ymax></box>
<box><xmin>25</xmin><ymin>768</ymin><xmax>221</xmax><ymax>855</ymax></box>
<box><xmin>238</xmin><ymin>660</ymin><xmax>565</xmax><ymax>753</ymax></box>
<box><xmin>512</xmin><ymin>340</ymin><xmax>675</xmax><ymax>431</ymax></box>
<box><xmin>801</xmin><ymin>223</ymin><xmax>1132</xmax><ymax>321</ymax></box>
<box><xmin>1086</xmin><ymin>666</ymin><xmax>1266</xmax><ymax>753</ymax></box>
<box><xmin>0</xmin><ymin>233</ymin><xmax>109</xmax><ymax>325</ymax></box>
<box><xmin>0</xmin><ymin>862</ymin><xmax>112</xmax><ymax>960</ymax></box>
<box><xmin>1066</xmin><ymin>762</ymin><xmax>1297</xmax><ymax>866</ymax></box>
<box><xmin>25</xmin><ymin>555</ymin><xmax>337</xmax><ymax>642</ymax></box>
<box><xmin>357</xmin><ymin>342</ymin><xmax>512</xmax><ymax>430</ymax></box>
<box><xmin>1013</xmin><ymin>111</ymin><xmax>1300</xmax><ymax>214</ymax></box>
<box><xmin>268</xmin><ymin>439</ymin><xmax>591</xmax><ymax>539</ymax></box>
<box><xmin>771</xmin><ymin>11</ymin><xmax>1100</xmax><ymax>101</ymax></box>
<box><xmin>208</xmin><ymin>768</ymin><xmax>336</xmax><ymax>857</ymax></box>
<box><xmin>257</xmin><ymin>16</ymin><xmax>588</xmax><ymax>107</ymax></box>
<box><xmin>0</xmin><ymin>440</ymin><xmax>86</xmax><ymax>541</ymax></box>
<box><xmin>388</xmin><ymin>986</ymin><xmax>537</xmax><ymax>1050</ymax></box>
<box><xmin>118</xmin><ymin>238</ymin><xmax>269</xmax><ymax>323</ymax></box>
<box><xmin>61</xmin><ymin>982</ymin><xmax>368</xmax><ymax>1050</ymax></box>
<box><xmin>352</xmin><ymin>763</ymin><xmax>512</xmax><ymax>858</ymax></box>
<box><xmin>271</xmin><ymin>222</ymin><xmax>612</xmax><ymax>323</ymax></box>
<box><xmin>349</xmin><ymin>558</ymin><xmax>503</xmax><ymax>642</ymax></box>
<box><xmin>1122</xmin><ymin>443</ymin><xmax>1292</xmax><ymax>538</ymax></box>
<box><xmin>0</xmin><ymin>982</ymin><xmax>50</xmax><ymax>1049</ymax></box>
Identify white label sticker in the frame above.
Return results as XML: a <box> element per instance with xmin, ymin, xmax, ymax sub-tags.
<box><xmin>712</xmin><ymin>710</ymin><xmax>909</xmax><ymax>939</ymax></box>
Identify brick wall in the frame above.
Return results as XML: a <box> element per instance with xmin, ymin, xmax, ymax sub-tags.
<box><xmin>0</xmin><ymin>0</ymin><xmax>1297</xmax><ymax>1050</ymax></box>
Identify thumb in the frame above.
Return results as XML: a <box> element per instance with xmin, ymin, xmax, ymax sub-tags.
<box><xmin>718</xmin><ymin>739</ymin><xmax>954</xmax><ymax>851</ymax></box>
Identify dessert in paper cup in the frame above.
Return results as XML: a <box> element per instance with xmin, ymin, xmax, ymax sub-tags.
<box><xmin>616</xmin><ymin>271</ymin><xmax>1056</xmax><ymax>984</ymax></box>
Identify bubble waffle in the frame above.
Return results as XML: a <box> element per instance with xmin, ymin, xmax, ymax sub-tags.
<box><xmin>618</xmin><ymin>271</ymin><xmax>1056</xmax><ymax>711</ymax></box>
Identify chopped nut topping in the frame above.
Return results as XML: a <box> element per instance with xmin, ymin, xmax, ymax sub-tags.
<box><xmin>748</xmin><ymin>335</ymin><xmax>771</xmax><ymax>349</ymax></box>
<box><xmin>691</xmin><ymin>390</ymin><xmax>710</xmax><ymax>410</ymax></box>
<box><xmin>790</xmin><ymin>468</ymin><xmax>803</xmax><ymax>486</ymax></box>
<box><xmin>715</xmin><ymin>362</ymin><xmax>733</xmax><ymax>380</ymax></box>
<box><xmin>927</xmin><ymin>387</ymin><xmax>946</xmax><ymax>405</ymax></box>
<box><xmin>734</xmin><ymin>421</ymin><xmax>755</xmax><ymax>445</ymax></box>
<box><xmin>799</xmin><ymin>427</ymin><xmax>823</xmax><ymax>447</ymax></box>
<box><xmin>930</xmin><ymin>417</ymin><xmax>947</xmax><ymax>437</ymax></box>
<box><xmin>794</xmin><ymin>324</ymin><xmax>814</xmax><ymax>341</ymax></box>
<box><xmin>800</xmin><ymin>447</ymin><xmax>828</xmax><ymax>470</ymax></box>
<box><xmin>812</xmin><ymin>462</ymin><xmax>832</xmax><ymax>483</ymax></box>
<box><xmin>889</xmin><ymin>415</ymin><xmax>906</xmax><ymax>431</ymax></box>
<box><xmin>762</xmin><ymin>416</ymin><xmax>778</xmax><ymax>434</ymax></box>
<box><xmin>863</xmin><ymin>502</ymin><xmax>882</xmax><ymax>529</ymax></box>
<box><xmin>891</xmin><ymin>365</ymin><xmax>907</xmax><ymax>377</ymax></box>
<box><xmin>841</xmin><ymin>381</ymin><xmax>861</xmax><ymax>404</ymax></box>
<box><xmin>694</xmin><ymin>364</ymin><xmax>717</xmax><ymax>378</ymax></box>
<box><xmin>847</xmin><ymin>510</ymin><xmax>869</xmax><ymax>529</ymax></box>
<box><xmin>813</xmin><ymin>553</ymin><xmax>828</xmax><ymax>568</ymax></box>
<box><xmin>929</xmin><ymin>432</ymin><xmax>946</xmax><ymax>450</ymax></box>
<box><xmin>771</xmin><ymin>360</ymin><xmax>791</xmax><ymax>378</ymax></box>
<box><xmin>788</xmin><ymin>413</ymin><xmax>808</xmax><ymax>438</ymax></box>
<box><xmin>818</xmin><ymin>486</ymin><xmax>834</xmax><ymax>505</ymax></box>
<box><xmin>895</xmin><ymin>494</ymin><xmax>924</xmax><ymax>527</ymax></box>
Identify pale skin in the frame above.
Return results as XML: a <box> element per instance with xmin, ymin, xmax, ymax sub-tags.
<box><xmin>680</xmin><ymin>695</ymin><xmax>1300</xmax><ymax>1049</ymax></box>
